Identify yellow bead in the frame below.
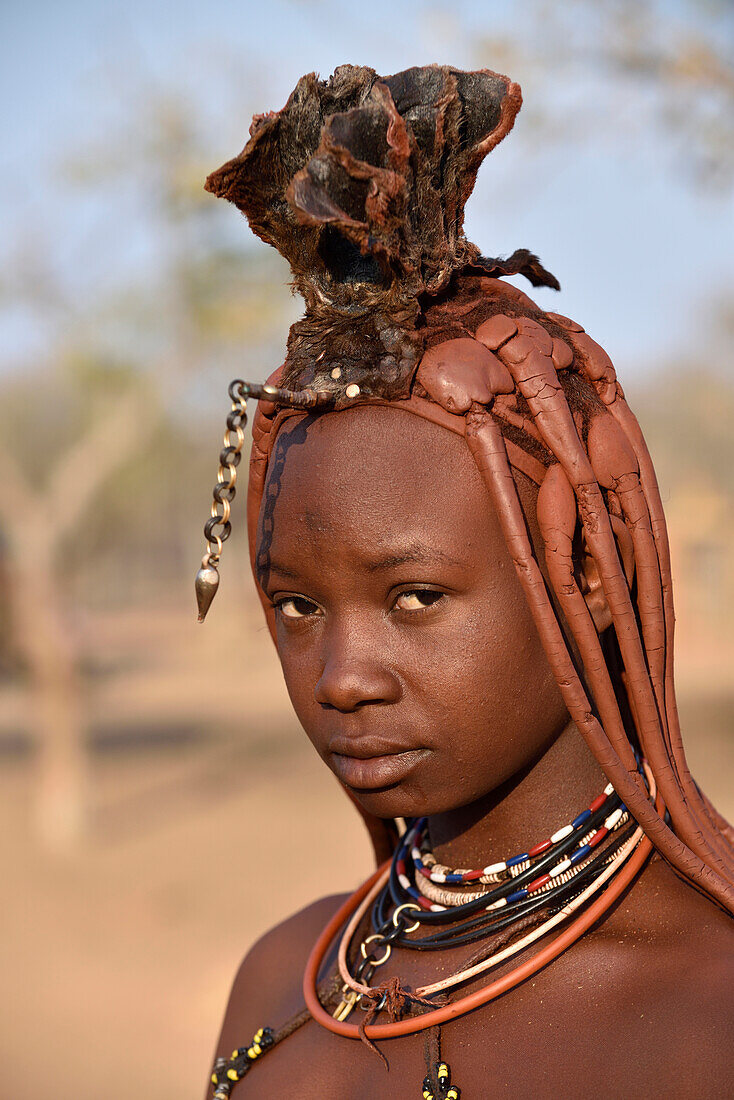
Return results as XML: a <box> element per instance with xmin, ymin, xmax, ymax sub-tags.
<box><xmin>226</xmin><ymin>1068</ymin><xmax>239</xmax><ymax>1081</ymax></box>
<box><xmin>447</xmin><ymin>1089</ymin><xmax>459</xmax><ymax>1099</ymax></box>
<box><xmin>254</xmin><ymin>1028</ymin><xmax>263</xmax><ymax>1040</ymax></box>
<box><xmin>211</xmin><ymin>1074</ymin><xmax>217</xmax><ymax>1084</ymax></box>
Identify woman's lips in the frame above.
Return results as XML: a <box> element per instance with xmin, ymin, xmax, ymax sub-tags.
<box><xmin>329</xmin><ymin>748</ymin><xmax>429</xmax><ymax>790</ymax></box>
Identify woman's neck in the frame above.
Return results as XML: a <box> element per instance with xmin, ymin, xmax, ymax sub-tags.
<box><xmin>428</xmin><ymin>720</ymin><xmax>609</xmax><ymax>869</ymax></box>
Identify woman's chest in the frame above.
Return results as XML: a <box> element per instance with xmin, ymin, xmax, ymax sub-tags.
<box><xmin>223</xmin><ymin>980</ymin><xmax>701</xmax><ymax>1100</ymax></box>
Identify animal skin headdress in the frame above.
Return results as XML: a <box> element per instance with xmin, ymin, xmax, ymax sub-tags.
<box><xmin>200</xmin><ymin>64</ymin><xmax>734</xmax><ymax>915</ymax></box>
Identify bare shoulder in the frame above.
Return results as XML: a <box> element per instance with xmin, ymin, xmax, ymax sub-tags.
<box><xmin>203</xmin><ymin>893</ymin><xmax>346</xmax><ymax>1095</ymax></box>
<box><xmin>219</xmin><ymin>893</ymin><xmax>347</xmax><ymax>1031</ymax></box>
<box><xmin>580</xmin><ymin>856</ymin><xmax>733</xmax><ymax>1088</ymax></box>
<box><xmin>598</xmin><ymin>853</ymin><xmax>733</xmax><ymax>958</ymax></box>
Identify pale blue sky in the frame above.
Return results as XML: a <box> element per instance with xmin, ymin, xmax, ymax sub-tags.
<box><xmin>2</xmin><ymin>0</ymin><xmax>733</xmax><ymax>375</ymax></box>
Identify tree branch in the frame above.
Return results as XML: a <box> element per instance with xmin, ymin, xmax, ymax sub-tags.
<box><xmin>45</xmin><ymin>387</ymin><xmax>159</xmax><ymax>548</ymax></box>
<box><xmin>0</xmin><ymin>440</ymin><xmax>42</xmax><ymax>548</ymax></box>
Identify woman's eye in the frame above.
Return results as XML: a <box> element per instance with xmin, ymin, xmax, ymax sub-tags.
<box><xmin>394</xmin><ymin>590</ymin><xmax>444</xmax><ymax>612</ymax></box>
<box><xmin>277</xmin><ymin>596</ymin><xmax>319</xmax><ymax>619</ymax></box>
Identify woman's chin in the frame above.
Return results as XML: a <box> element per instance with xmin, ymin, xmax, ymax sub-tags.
<box><xmin>340</xmin><ymin>780</ymin><xmax>444</xmax><ymax>822</ymax></box>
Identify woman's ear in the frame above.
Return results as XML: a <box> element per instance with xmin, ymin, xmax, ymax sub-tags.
<box><xmin>576</xmin><ymin>515</ymin><xmax>635</xmax><ymax>634</ymax></box>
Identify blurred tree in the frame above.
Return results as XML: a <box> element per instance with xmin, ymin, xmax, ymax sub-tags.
<box><xmin>630</xmin><ymin>373</ymin><xmax>734</xmax><ymax>501</ymax></box>
<box><xmin>466</xmin><ymin>0</ymin><xmax>734</xmax><ymax>189</ymax></box>
<box><xmin>0</xmin><ymin>76</ymin><xmax>293</xmax><ymax>851</ymax></box>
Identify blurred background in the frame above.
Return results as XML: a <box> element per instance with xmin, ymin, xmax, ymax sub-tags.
<box><xmin>1</xmin><ymin>1</ymin><xmax>733</xmax><ymax>1096</ymax></box>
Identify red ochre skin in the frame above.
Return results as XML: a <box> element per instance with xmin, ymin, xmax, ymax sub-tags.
<box><xmin>206</xmin><ymin>407</ymin><xmax>733</xmax><ymax>1098</ymax></box>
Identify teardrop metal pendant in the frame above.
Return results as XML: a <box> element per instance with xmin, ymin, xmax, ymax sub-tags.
<box><xmin>195</xmin><ymin>555</ymin><xmax>220</xmax><ymax>622</ymax></box>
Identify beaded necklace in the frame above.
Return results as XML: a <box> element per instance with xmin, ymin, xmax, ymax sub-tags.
<box><xmin>400</xmin><ymin>797</ymin><xmax>630</xmax><ymax>915</ymax></box>
<box><xmin>412</xmin><ymin>780</ymin><xmax>618</xmax><ymax>887</ymax></box>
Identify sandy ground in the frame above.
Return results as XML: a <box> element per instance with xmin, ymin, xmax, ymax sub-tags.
<box><xmin>0</xmin><ymin>599</ymin><xmax>731</xmax><ymax>1100</ymax></box>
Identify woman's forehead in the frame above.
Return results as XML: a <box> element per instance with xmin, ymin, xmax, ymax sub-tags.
<box><xmin>259</xmin><ymin>404</ymin><xmax>495</xmax><ymax>549</ymax></box>
<box><xmin>268</xmin><ymin>404</ymin><xmax>477</xmax><ymax>500</ymax></box>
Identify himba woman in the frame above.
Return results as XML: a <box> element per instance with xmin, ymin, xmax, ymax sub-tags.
<box><xmin>197</xmin><ymin>66</ymin><xmax>733</xmax><ymax>1098</ymax></box>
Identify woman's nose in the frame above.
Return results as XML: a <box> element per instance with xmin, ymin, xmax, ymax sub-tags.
<box><xmin>314</xmin><ymin>630</ymin><xmax>402</xmax><ymax>712</ymax></box>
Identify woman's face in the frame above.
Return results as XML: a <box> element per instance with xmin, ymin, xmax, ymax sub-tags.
<box><xmin>256</xmin><ymin>404</ymin><xmax>569</xmax><ymax>820</ymax></box>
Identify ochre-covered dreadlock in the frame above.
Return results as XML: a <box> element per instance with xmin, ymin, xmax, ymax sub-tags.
<box><xmin>204</xmin><ymin>64</ymin><xmax>734</xmax><ymax>914</ymax></box>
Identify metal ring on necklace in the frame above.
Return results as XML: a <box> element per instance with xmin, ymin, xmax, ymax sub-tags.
<box><xmin>360</xmin><ymin>934</ymin><xmax>392</xmax><ymax>966</ymax></box>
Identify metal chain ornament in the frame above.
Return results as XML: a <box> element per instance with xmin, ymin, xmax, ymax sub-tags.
<box><xmin>195</xmin><ymin>380</ymin><xmax>335</xmax><ymax>622</ymax></box>
<box><xmin>194</xmin><ymin>380</ymin><xmax>247</xmax><ymax>622</ymax></box>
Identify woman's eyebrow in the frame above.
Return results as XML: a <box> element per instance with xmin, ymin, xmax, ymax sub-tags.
<box><xmin>260</xmin><ymin>546</ymin><xmax>467</xmax><ymax>586</ymax></box>
<box><xmin>259</xmin><ymin>561</ymin><xmax>302</xmax><ymax>585</ymax></box>
<box><xmin>366</xmin><ymin>545</ymin><xmax>465</xmax><ymax>572</ymax></box>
